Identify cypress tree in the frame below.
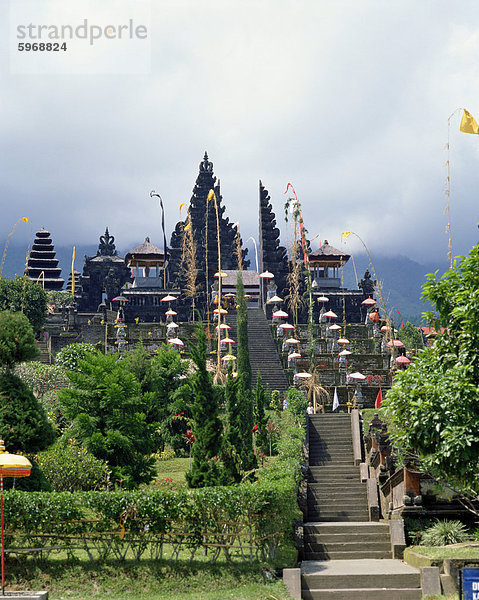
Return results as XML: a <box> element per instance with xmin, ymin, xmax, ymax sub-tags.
<box><xmin>186</xmin><ymin>321</ymin><xmax>223</xmax><ymax>488</ymax></box>
<box><xmin>235</xmin><ymin>274</ymin><xmax>256</xmax><ymax>472</ymax></box>
<box><xmin>223</xmin><ymin>369</ymin><xmax>243</xmax><ymax>483</ymax></box>
<box><xmin>254</xmin><ymin>372</ymin><xmax>268</xmax><ymax>455</ymax></box>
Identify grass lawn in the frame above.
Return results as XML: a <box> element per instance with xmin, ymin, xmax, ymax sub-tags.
<box><xmin>409</xmin><ymin>544</ymin><xmax>479</xmax><ymax>559</ymax></box>
<box><xmin>7</xmin><ymin>559</ymin><xmax>291</xmax><ymax>599</ymax></box>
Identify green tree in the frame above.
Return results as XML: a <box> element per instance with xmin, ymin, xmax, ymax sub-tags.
<box><xmin>397</xmin><ymin>321</ymin><xmax>424</xmax><ymax>352</ymax></box>
<box><xmin>0</xmin><ymin>276</ymin><xmax>47</xmax><ymax>332</ymax></box>
<box><xmin>385</xmin><ymin>244</ymin><xmax>479</xmax><ymax>493</ymax></box>
<box><xmin>222</xmin><ymin>369</ymin><xmax>243</xmax><ymax>483</ymax></box>
<box><xmin>235</xmin><ymin>274</ymin><xmax>256</xmax><ymax>472</ymax></box>
<box><xmin>185</xmin><ymin>321</ymin><xmax>223</xmax><ymax>488</ymax></box>
<box><xmin>58</xmin><ymin>352</ymin><xmax>158</xmax><ymax>487</ymax></box>
<box><xmin>254</xmin><ymin>372</ymin><xmax>269</xmax><ymax>455</ymax></box>
<box><xmin>0</xmin><ymin>310</ymin><xmax>38</xmax><ymax>368</ymax></box>
<box><xmin>55</xmin><ymin>342</ymin><xmax>97</xmax><ymax>371</ymax></box>
<box><xmin>123</xmin><ymin>340</ymin><xmax>193</xmax><ymax>454</ymax></box>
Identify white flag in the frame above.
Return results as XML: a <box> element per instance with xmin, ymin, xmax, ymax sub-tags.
<box><xmin>332</xmin><ymin>387</ymin><xmax>339</xmax><ymax>412</ymax></box>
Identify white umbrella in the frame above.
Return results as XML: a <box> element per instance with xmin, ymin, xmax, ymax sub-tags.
<box><xmin>317</xmin><ymin>295</ymin><xmax>329</xmax><ymax>302</ymax></box>
<box><xmin>288</xmin><ymin>352</ymin><xmax>301</xmax><ymax>359</ymax></box>
<box><xmin>295</xmin><ymin>372</ymin><xmax>312</xmax><ymax>379</ymax></box>
<box><xmin>323</xmin><ymin>310</ymin><xmax>338</xmax><ymax>319</ymax></box>
<box><xmin>278</xmin><ymin>323</ymin><xmax>294</xmax><ymax>330</ymax></box>
<box><xmin>259</xmin><ymin>271</ymin><xmax>275</xmax><ymax>279</ymax></box>
<box><xmin>165</xmin><ymin>308</ymin><xmax>177</xmax><ymax>316</ymax></box>
<box><xmin>328</xmin><ymin>324</ymin><xmax>341</xmax><ymax>331</ymax></box>
<box><xmin>161</xmin><ymin>294</ymin><xmax>177</xmax><ymax>302</ymax></box>
<box><xmin>168</xmin><ymin>337</ymin><xmax>184</xmax><ymax>347</ymax></box>
<box><xmin>273</xmin><ymin>310</ymin><xmax>289</xmax><ymax>318</ymax></box>
<box><xmin>349</xmin><ymin>372</ymin><xmax>366</xmax><ymax>380</ymax></box>
<box><xmin>338</xmin><ymin>349</ymin><xmax>352</xmax><ymax>356</ymax></box>
<box><xmin>222</xmin><ymin>337</ymin><xmax>235</xmax><ymax>344</ymax></box>
<box><xmin>337</xmin><ymin>338</ymin><xmax>350</xmax><ymax>345</ymax></box>
<box><xmin>285</xmin><ymin>337</ymin><xmax>300</xmax><ymax>344</ymax></box>
<box><xmin>166</xmin><ymin>322</ymin><xmax>179</xmax><ymax>328</ymax></box>
<box><xmin>267</xmin><ymin>295</ymin><xmax>283</xmax><ymax>303</ymax></box>
<box><xmin>221</xmin><ymin>354</ymin><xmax>236</xmax><ymax>361</ymax></box>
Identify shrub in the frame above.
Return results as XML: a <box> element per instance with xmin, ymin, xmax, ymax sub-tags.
<box><xmin>421</xmin><ymin>519</ymin><xmax>470</xmax><ymax>546</ymax></box>
<box><xmin>37</xmin><ymin>439</ymin><xmax>110</xmax><ymax>492</ymax></box>
<box><xmin>55</xmin><ymin>342</ymin><xmax>97</xmax><ymax>371</ymax></box>
<box><xmin>0</xmin><ymin>310</ymin><xmax>38</xmax><ymax>368</ymax></box>
<box><xmin>286</xmin><ymin>386</ymin><xmax>307</xmax><ymax>418</ymax></box>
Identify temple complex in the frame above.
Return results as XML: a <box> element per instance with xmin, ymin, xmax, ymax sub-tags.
<box><xmin>78</xmin><ymin>228</ymin><xmax>131</xmax><ymax>312</ymax></box>
<box><xmin>25</xmin><ymin>228</ymin><xmax>64</xmax><ymax>290</ymax></box>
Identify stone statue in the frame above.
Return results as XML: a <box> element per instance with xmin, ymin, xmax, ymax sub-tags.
<box><xmin>359</xmin><ymin>270</ymin><xmax>376</xmax><ymax>295</ymax></box>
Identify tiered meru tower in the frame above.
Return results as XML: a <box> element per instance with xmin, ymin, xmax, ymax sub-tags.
<box><xmin>168</xmin><ymin>152</ymin><xmax>249</xmax><ymax>309</ymax></box>
<box><xmin>25</xmin><ymin>228</ymin><xmax>64</xmax><ymax>290</ymax></box>
<box><xmin>258</xmin><ymin>181</ymin><xmax>289</xmax><ymax>299</ymax></box>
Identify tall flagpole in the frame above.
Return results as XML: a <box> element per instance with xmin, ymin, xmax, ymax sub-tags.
<box><xmin>150</xmin><ymin>192</ymin><xmax>168</xmax><ymax>288</ymax></box>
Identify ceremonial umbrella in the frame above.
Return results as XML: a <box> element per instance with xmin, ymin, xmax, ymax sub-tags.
<box><xmin>168</xmin><ymin>337</ymin><xmax>184</xmax><ymax>347</ymax></box>
<box><xmin>259</xmin><ymin>271</ymin><xmax>274</xmax><ymax>279</ymax></box>
<box><xmin>222</xmin><ymin>337</ymin><xmax>235</xmax><ymax>344</ymax></box>
<box><xmin>323</xmin><ymin>310</ymin><xmax>338</xmax><ymax>319</ymax></box>
<box><xmin>215</xmin><ymin>323</ymin><xmax>230</xmax><ymax>331</ymax></box>
<box><xmin>273</xmin><ymin>310</ymin><xmax>289</xmax><ymax>318</ymax></box>
<box><xmin>0</xmin><ymin>441</ymin><xmax>32</xmax><ymax>595</ymax></box>
<box><xmin>267</xmin><ymin>295</ymin><xmax>283</xmax><ymax>303</ymax></box>
<box><xmin>328</xmin><ymin>324</ymin><xmax>341</xmax><ymax>331</ymax></box>
<box><xmin>361</xmin><ymin>297</ymin><xmax>377</xmax><ymax>306</ymax></box>
<box><xmin>288</xmin><ymin>352</ymin><xmax>301</xmax><ymax>359</ymax></box>
<box><xmin>214</xmin><ymin>271</ymin><xmax>228</xmax><ymax>278</ymax></box>
<box><xmin>396</xmin><ymin>355</ymin><xmax>411</xmax><ymax>365</ymax></box>
<box><xmin>112</xmin><ymin>296</ymin><xmax>129</xmax><ymax>302</ymax></box>
<box><xmin>338</xmin><ymin>349</ymin><xmax>352</xmax><ymax>356</ymax></box>
<box><xmin>221</xmin><ymin>354</ymin><xmax>236</xmax><ymax>362</ymax></box>
<box><xmin>349</xmin><ymin>372</ymin><xmax>366</xmax><ymax>380</ymax></box>
<box><xmin>278</xmin><ymin>323</ymin><xmax>294</xmax><ymax>330</ymax></box>
<box><xmin>387</xmin><ymin>340</ymin><xmax>404</xmax><ymax>348</ymax></box>
<box><xmin>165</xmin><ymin>309</ymin><xmax>177</xmax><ymax>316</ymax></box>
<box><xmin>213</xmin><ymin>308</ymin><xmax>228</xmax><ymax>315</ymax></box>
<box><xmin>337</xmin><ymin>338</ymin><xmax>350</xmax><ymax>345</ymax></box>
<box><xmin>166</xmin><ymin>322</ymin><xmax>179</xmax><ymax>328</ymax></box>
<box><xmin>161</xmin><ymin>294</ymin><xmax>177</xmax><ymax>302</ymax></box>
<box><xmin>285</xmin><ymin>337</ymin><xmax>300</xmax><ymax>344</ymax></box>
<box><xmin>317</xmin><ymin>295</ymin><xmax>329</xmax><ymax>303</ymax></box>
<box><xmin>295</xmin><ymin>372</ymin><xmax>312</xmax><ymax>379</ymax></box>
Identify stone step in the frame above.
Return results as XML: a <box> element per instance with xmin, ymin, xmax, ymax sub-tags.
<box><xmin>304</xmin><ymin>522</ymin><xmax>390</xmax><ymax>534</ymax></box>
<box><xmin>305</xmin><ymin>541</ymin><xmax>392</xmax><ymax>553</ymax></box>
<box><xmin>302</xmin><ymin>570</ymin><xmax>420</xmax><ymax>590</ymax></box>
<box><xmin>302</xmin><ymin>587</ymin><xmax>421</xmax><ymax>600</ymax></box>
<box><xmin>308</xmin><ymin>513</ymin><xmax>370</xmax><ymax>522</ymax></box>
<box><xmin>305</xmin><ymin>532</ymin><xmax>390</xmax><ymax>544</ymax></box>
<box><xmin>305</xmin><ymin>549</ymin><xmax>393</xmax><ymax>560</ymax></box>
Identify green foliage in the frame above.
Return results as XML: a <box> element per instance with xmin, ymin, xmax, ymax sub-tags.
<box><xmin>37</xmin><ymin>439</ymin><xmax>110</xmax><ymax>492</ymax></box>
<box><xmin>186</xmin><ymin>321</ymin><xmax>223</xmax><ymax>488</ymax></box>
<box><xmin>46</xmin><ymin>290</ymin><xmax>76</xmax><ymax>308</ymax></box>
<box><xmin>0</xmin><ymin>310</ymin><xmax>38</xmax><ymax>368</ymax></box>
<box><xmin>236</xmin><ymin>273</ymin><xmax>252</xmax><ymax>388</ymax></box>
<box><xmin>0</xmin><ymin>276</ymin><xmax>48</xmax><ymax>332</ymax></box>
<box><xmin>55</xmin><ymin>342</ymin><xmax>97</xmax><ymax>371</ymax></box>
<box><xmin>0</xmin><ymin>370</ymin><xmax>55</xmax><ymax>453</ymax></box>
<box><xmin>223</xmin><ymin>371</ymin><xmax>243</xmax><ymax>483</ymax></box>
<box><xmin>421</xmin><ymin>519</ymin><xmax>470</xmax><ymax>546</ymax></box>
<box><xmin>15</xmin><ymin>361</ymin><xmax>69</xmax><ymax>397</ymax></box>
<box><xmin>58</xmin><ymin>352</ymin><xmax>158</xmax><ymax>488</ymax></box>
<box><xmin>254</xmin><ymin>373</ymin><xmax>269</xmax><ymax>455</ymax></box>
<box><xmin>385</xmin><ymin>244</ymin><xmax>479</xmax><ymax>493</ymax></box>
<box><xmin>286</xmin><ymin>386</ymin><xmax>307</xmax><ymax>419</ymax></box>
<box><xmin>270</xmin><ymin>389</ymin><xmax>282</xmax><ymax>412</ymax></box>
<box><xmin>397</xmin><ymin>321</ymin><xmax>424</xmax><ymax>352</ymax></box>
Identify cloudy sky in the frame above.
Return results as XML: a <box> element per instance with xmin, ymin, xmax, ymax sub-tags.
<box><xmin>1</xmin><ymin>0</ymin><xmax>478</xmax><ymax>268</ymax></box>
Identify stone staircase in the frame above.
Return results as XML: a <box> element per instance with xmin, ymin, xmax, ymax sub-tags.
<box><xmin>34</xmin><ymin>341</ymin><xmax>51</xmax><ymax>364</ymax></box>
<box><xmin>301</xmin><ymin>413</ymin><xmax>422</xmax><ymax>599</ymax></box>
<box><xmin>225</xmin><ymin>308</ymin><xmax>288</xmax><ymax>392</ymax></box>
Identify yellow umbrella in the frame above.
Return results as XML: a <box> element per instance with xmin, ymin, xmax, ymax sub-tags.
<box><xmin>0</xmin><ymin>440</ymin><xmax>32</xmax><ymax>594</ymax></box>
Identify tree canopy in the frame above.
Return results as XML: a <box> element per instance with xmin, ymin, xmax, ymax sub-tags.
<box><xmin>385</xmin><ymin>243</ymin><xmax>479</xmax><ymax>493</ymax></box>
<box><xmin>0</xmin><ymin>276</ymin><xmax>47</xmax><ymax>332</ymax></box>
<box><xmin>0</xmin><ymin>310</ymin><xmax>38</xmax><ymax>369</ymax></box>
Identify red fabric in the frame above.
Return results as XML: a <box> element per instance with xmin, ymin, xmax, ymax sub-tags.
<box><xmin>375</xmin><ymin>389</ymin><xmax>383</xmax><ymax>409</ymax></box>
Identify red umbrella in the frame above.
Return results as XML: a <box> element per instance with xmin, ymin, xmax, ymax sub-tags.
<box><xmin>396</xmin><ymin>355</ymin><xmax>411</xmax><ymax>365</ymax></box>
<box><xmin>361</xmin><ymin>297</ymin><xmax>377</xmax><ymax>306</ymax></box>
<box><xmin>112</xmin><ymin>296</ymin><xmax>129</xmax><ymax>302</ymax></box>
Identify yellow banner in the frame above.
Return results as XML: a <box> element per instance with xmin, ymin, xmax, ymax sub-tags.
<box><xmin>341</xmin><ymin>231</ymin><xmax>351</xmax><ymax>239</ymax></box>
<box><xmin>460</xmin><ymin>109</ymin><xmax>479</xmax><ymax>134</ymax></box>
